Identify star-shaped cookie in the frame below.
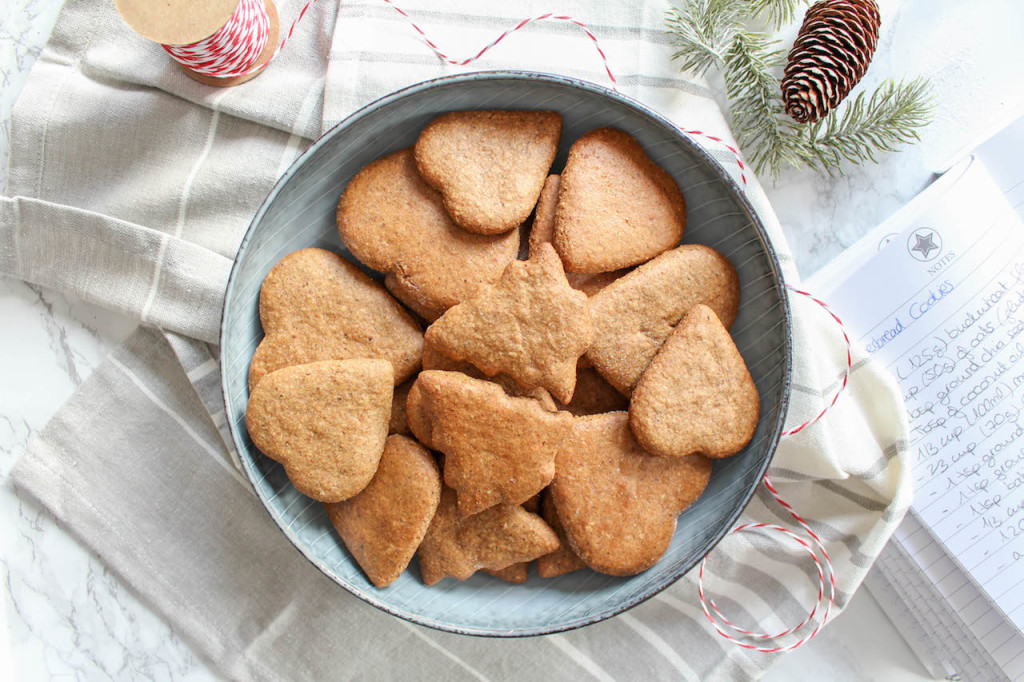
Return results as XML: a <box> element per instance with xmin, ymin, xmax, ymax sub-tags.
<box><xmin>424</xmin><ymin>242</ymin><xmax>593</xmax><ymax>404</ymax></box>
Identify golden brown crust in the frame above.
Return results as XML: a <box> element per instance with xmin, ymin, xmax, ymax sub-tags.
<box><xmin>415</xmin><ymin>110</ymin><xmax>562</xmax><ymax>235</ymax></box>
<box><xmin>425</xmin><ymin>243</ymin><xmax>593</xmax><ymax>404</ymax></box>
<box><xmin>245</xmin><ymin>359</ymin><xmax>393</xmax><ymax>502</ymax></box>
<box><xmin>586</xmin><ymin>244</ymin><xmax>740</xmax><ymax>396</ymax></box>
<box><xmin>417</xmin><ymin>487</ymin><xmax>559</xmax><ymax>586</ymax></box>
<box><xmin>527</xmin><ymin>174</ymin><xmax>561</xmax><ymax>257</ymax></box>
<box><xmin>554</xmin><ymin>128</ymin><xmax>686</xmax><ymax>273</ymax></box>
<box><xmin>412</xmin><ymin>370</ymin><xmax>574</xmax><ymax>516</ymax></box>
<box><xmin>550</xmin><ymin>412</ymin><xmax>712</xmax><ymax>576</ymax></box>
<box><xmin>248</xmin><ymin>248</ymin><xmax>423</xmax><ymax>391</ymax></box>
<box><xmin>629</xmin><ymin>304</ymin><xmax>760</xmax><ymax>458</ymax></box>
<box><xmin>337</xmin><ymin>148</ymin><xmax>519</xmax><ymax>319</ymax></box>
<box><xmin>324</xmin><ymin>435</ymin><xmax>442</xmax><ymax>587</ymax></box>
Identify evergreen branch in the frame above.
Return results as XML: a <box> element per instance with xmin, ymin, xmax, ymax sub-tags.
<box><xmin>721</xmin><ymin>31</ymin><xmax>793</xmax><ymax>174</ymax></box>
<box><xmin>666</xmin><ymin>0</ymin><xmax>747</xmax><ymax>75</ymax></box>
<box><xmin>795</xmin><ymin>78</ymin><xmax>934</xmax><ymax>171</ymax></box>
<box><xmin>748</xmin><ymin>0</ymin><xmax>807</xmax><ymax>29</ymax></box>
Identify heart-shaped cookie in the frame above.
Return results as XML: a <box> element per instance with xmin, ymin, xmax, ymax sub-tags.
<box><xmin>324</xmin><ymin>434</ymin><xmax>442</xmax><ymax>587</ymax></box>
<box><xmin>337</xmin><ymin>148</ymin><xmax>520</xmax><ymax>321</ymax></box>
<box><xmin>550</xmin><ymin>412</ymin><xmax>712</xmax><ymax>576</ymax></box>
<box><xmin>629</xmin><ymin>304</ymin><xmax>760</xmax><ymax>458</ymax></box>
<box><xmin>417</xmin><ymin>487</ymin><xmax>559</xmax><ymax>586</ymax></box>
<box><xmin>425</xmin><ymin>242</ymin><xmax>593</xmax><ymax>404</ymax></box>
<box><xmin>587</xmin><ymin>244</ymin><xmax>740</xmax><ymax>396</ymax></box>
<box><xmin>248</xmin><ymin>248</ymin><xmax>423</xmax><ymax>391</ymax></box>
<box><xmin>554</xmin><ymin>128</ymin><xmax>686</xmax><ymax>273</ymax></box>
<box><xmin>412</xmin><ymin>370</ymin><xmax>574</xmax><ymax>516</ymax></box>
<box><xmin>414</xmin><ymin>110</ymin><xmax>562</xmax><ymax>235</ymax></box>
<box><xmin>246</xmin><ymin>359</ymin><xmax>392</xmax><ymax>502</ymax></box>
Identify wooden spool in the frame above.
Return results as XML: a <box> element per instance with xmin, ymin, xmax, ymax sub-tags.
<box><xmin>115</xmin><ymin>0</ymin><xmax>280</xmax><ymax>87</ymax></box>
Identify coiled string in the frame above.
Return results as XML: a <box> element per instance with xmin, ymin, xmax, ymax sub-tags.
<box><xmin>162</xmin><ymin>0</ymin><xmax>270</xmax><ymax>79</ymax></box>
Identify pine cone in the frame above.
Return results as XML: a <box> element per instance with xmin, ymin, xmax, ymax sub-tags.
<box><xmin>782</xmin><ymin>0</ymin><xmax>881</xmax><ymax>123</ymax></box>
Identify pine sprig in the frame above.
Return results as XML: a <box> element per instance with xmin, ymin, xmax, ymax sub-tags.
<box><xmin>665</xmin><ymin>0</ymin><xmax>933</xmax><ymax>178</ymax></box>
<box><xmin>796</xmin><ymin>78</ymin><xmax>934</xmax><ymax>170</ymax></box>
<box><xmin>749</xmin><ymin>0</ymin><xmax>806</xmax><ymax>28</ymax></box>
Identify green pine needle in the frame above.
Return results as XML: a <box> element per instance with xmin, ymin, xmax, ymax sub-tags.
<box><xmin>665</xmin><ymin>0</ymin><xmax>933</xmax><ymax>178</ymax></box>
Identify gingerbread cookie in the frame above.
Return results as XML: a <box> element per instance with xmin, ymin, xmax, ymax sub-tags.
<box><xmin>425</xmin><ymin>242</ymin><xmax>593</xmax><ymax>404</ymax></box>
<box><xmin>415</xmin><ymin>110</ymin><xmax>562</xmax><ymax>235</ymax></box>
<box><xmin>337</xmin><ymin>148</ymin><xmax>519</xmax><ymax>321</ymax></box>
<box><xmin>248</xmin><ymin>248</ymin><xmax>423</xmax><ymax>391</ymax></box>
<box><xmin>246</xmin><ymin>359</ymin><xmax>392</xmax><ymax>502</ymax></box>
<box><xmin>417</xmin><ymin>487</ymin><xmax>559</xmax><ymax>586</ymax></box>
<box><xmin>554</xmin><ymin>128</ymin><xmax>686</xmax><ymax>273</ymax></box>
<box><xmin>484</xmin><ymin>494</ymin><xmax>543</xmax><ymax>583</ymax></box>
<box><xmin>421</xmin><ymin>341</ymin><xmax>558</xmax><ymax>411</ymax></box>
<box><xmin>412</xmin><ymin>370</ymin><xmax>574</xmax><ymax>516</ymax></box>
<box><xmin>324</xmin><ymin>435</ymin><xmax>441</xmax><ymax>587</ymax></box>
<box><xmin>527</xmin><ymin>174</ymin><xmax>627</xmax><ymax>297</ymax></box>
<box><xmin>630</xmin><ymin>304</ymin><xmax>759</xmax><ymax>458</ymax></box>
<box><xmin>550</xmin><ymin>412</ymin><xmax>712</xmax><ymax>576</ymax></box>
<box><xmin>536</xmin><ymin>492</ymin><xmax>586</xmax><ymax>579</ymax></box>
<box><xmin>586</xmin><ymin>244</ymin><xmax>740</xmax><ymax>396</ymax></box>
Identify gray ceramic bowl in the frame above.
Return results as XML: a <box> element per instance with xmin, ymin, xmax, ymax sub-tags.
<box><xmin>220</xmin><ymin>71</ymin><xmax>791</xmax><ymax>637</ymax></box>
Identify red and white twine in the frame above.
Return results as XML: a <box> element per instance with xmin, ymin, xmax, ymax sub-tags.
<box><xmin>163</xmin><ymin>0</ymin><xmax>270</xmax><ymax>78</ymax></box>
<box><xmin>162</xmin><ymin>0</ymin><xmax>854</xmax><ymax>652</ymax></box>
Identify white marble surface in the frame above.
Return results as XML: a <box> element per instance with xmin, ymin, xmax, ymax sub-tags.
<box><xmin>2</xmin><ymin>0</ymin><xmax>1023</xmax><ymax>680</ymax></box>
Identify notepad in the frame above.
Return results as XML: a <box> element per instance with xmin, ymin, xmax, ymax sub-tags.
<box><xmin>809</xmin><ymin>116</ymin><xmax>1024</xmax><ymax>680</ymax></box>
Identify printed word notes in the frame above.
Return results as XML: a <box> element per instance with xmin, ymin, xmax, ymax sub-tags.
<box><xmin>823</xmin><ymin>160</ymin><xmax>1024</xmax><ymax>632</ymax></box>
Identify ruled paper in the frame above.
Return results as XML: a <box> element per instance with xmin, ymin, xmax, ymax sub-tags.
<box><xmin>809</xmin><ymin>118</ymin><xmax>1024</xmax><ymax>678</ymax></box>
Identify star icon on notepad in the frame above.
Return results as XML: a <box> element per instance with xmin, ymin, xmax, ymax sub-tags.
<box><xmin>908</xmin><ymin>228</ymin><xmax>942</xmax><ymax>262</ymax></box>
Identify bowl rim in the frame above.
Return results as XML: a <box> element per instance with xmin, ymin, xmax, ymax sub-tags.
<box><xmin>220</xmin><ymin>69</ymin><xmax>793</xmax><ymax>637</ymax></box>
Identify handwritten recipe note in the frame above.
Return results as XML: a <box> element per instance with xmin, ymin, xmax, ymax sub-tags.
<box><xmin>821</xmin><ymin>160</ymin><xmax>1024</xmax><ymax>632</ymax></box>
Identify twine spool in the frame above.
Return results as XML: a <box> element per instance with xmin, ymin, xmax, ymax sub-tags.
<box><xmin>116</xmin><ymin>0</ymin><xmax>280</xmax><ymax>87</ymax></box>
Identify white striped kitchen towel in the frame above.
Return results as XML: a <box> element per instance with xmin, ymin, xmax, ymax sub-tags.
<box><xmin>2</xmin><ymin>0</ymin><xmax>911</xmax><ymax>679</ymax></box>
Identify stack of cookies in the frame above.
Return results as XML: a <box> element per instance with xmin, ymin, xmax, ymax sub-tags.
<box><xmin>244</xmin><ymin>110</ymin><xmax>760</xmax><ymax>588</ymax></box>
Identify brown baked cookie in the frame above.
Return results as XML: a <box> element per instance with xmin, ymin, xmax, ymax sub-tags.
<box><xmin>630</xmin><ymin>304</ymin><xmax>760</xmax><ymax>458</ymax></box>
<box><xmin>527</xmin><ymin>174</ymin><xmax>560</xmax><ymax>256</ymax></box>
<box><xmin>412</xmin><ymin>370</ymin><xmax>574</xmax><ymax>516</ymax></box>
<box><xmin>554</xmin><ymin>128</ymin><xmax>686</xmax><ymax>273</ymax></box>
<box><xmin>248</xmin><ymin>248</ymin><xmax>423</xmax><ymax>391</ymax></box>
<box><xmin>425</xmin><ymin>242</ymin><xmax>593</xmax><ymax>404</ymax></box>
<box><xmin>246</xmin><ymin>360</ymin><xmax>392</xmax><ymax>502</ymax></box>
<box><xmin>417</xmin><ymin>487</ymin><xmax>559</xmax><ymax>586</ymax></box>
<box><xmin>527</xmin><ymin>176</ymin><xmax>627</xmax><ymax>298</ymax></box>
<box><xmin>550</xmin><ymin>412</ymin><xmax>712</xmax><ymax>576</ymax></box>
<box><xmin>536</xmin><ymin>492</ymin><xmax>586</xmax><ymax>579</ymax></box>
<box><xmin>337</xmin><ymin>148</ymin><xmax>519</xmax><ymax>321</ymax></box>
<box><xmin>561</xmin><ymin>367</ymin><xmax>629</xmax><ymax>416</ymax></box>
<box><xmin>421</xmin><ymin>341</ymin><xmax>558</xmax><ymax>411</ymax></box>
<box><xmin>483</xmin><ymin>493</ymin><xmax>544</xmax><ymax>583</ymax></box>
<box><xmin>587</xmin><ymin>244</ymin><xmax>740</xmax><ymax>396</ymax></box>
<box><xmin>415</xmin><ymin>110</ymin><xmax>562</xmax><ymax>235</ymax></box>
<box><xmin>405</xmin><ymin>380</ymin><xmax>434</xmax><ymax>450</ymax></box>
<box><xmin>324</xmin><ymin>435</ymin><xmax>441</xmax><ymax>587</ymax></box>
<box><xmin>389</xmin><ymin>380</ymin><xmax>415</xmax><ymax>436</ymax></box>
